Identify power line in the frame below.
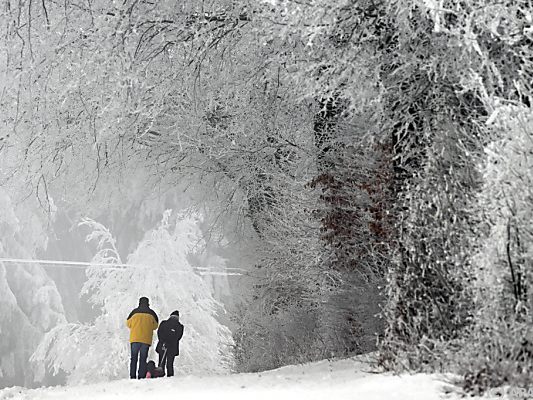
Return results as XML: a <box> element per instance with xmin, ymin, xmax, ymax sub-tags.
<box><xmin>0</xmin><ymin>257</ymin><xmax>245</xmax><ymax>276</ymax></box>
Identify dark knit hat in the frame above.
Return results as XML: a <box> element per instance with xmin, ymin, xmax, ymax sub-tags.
<box><xmin>139</xmin><ymin>297</ymin><xmax>149</xmax><ymax>306</ymax></box>
<box><xmin>170</xmin><ymin>310</ymin><xmax>179</xmax><ymax>317</ymax></box>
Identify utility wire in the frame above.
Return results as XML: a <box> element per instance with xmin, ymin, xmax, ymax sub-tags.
<box><xmin>0</xmin><ymin>257</ymin><xmax>245</xmax><ymax>276</ymax></box>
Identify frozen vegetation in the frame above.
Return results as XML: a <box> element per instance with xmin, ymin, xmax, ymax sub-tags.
<box><xmin>0</xmin><ymin>0</ymin><xmax>532</xmax><ymax>397</ymax></box>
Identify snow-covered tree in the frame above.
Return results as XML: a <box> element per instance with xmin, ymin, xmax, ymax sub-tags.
<box><xmin>475</xmin><ymin>104</ymin><xmax>533</xmax><ymax>313</ymax></box>
<box><xmin>462</xmin><ymin>104</ymin><xmax>533</xmax><ymax>390</ymax></box>
<box><xmin>32</xmin><ymin>210</ymin><xmax>234</xmax><ymax>384</ymax></box>
<box><xmin>0</xmin><ymin>188</ymin><xmax>66</xmax><ymax>387</ymax></box>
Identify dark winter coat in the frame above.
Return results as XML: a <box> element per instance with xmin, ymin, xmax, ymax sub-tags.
<box><xmin>155</xmin><ymin>315</ymin><xmax>184</xmax><ymax>357</ymax></box>
<box><xmin>126</xmin><ymin>304</ymin><xmax>159</xmax><ymax>345</ymax></box>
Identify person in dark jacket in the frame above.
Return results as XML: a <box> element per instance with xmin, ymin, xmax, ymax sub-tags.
<box><xmin>126</xmin><ymin>297</ymin><xmax>159</xmax><ymax>379</ymax></box>
<box><xmin>155</xmin><ymin>310</ymin><xmax>184</xmax><ymax>377</ymax></box>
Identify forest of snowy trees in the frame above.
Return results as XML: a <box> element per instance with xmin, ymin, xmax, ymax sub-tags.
<box><xmin>0</xmin><ymin>0</ymin><xmax>532</xmax><ymax>394</ymax></box>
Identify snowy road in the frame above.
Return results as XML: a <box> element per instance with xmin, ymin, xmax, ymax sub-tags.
<box><xmin>0</xmin><ymin>356</ymin><xmax>497</xmax><ymax>400</ymax></box>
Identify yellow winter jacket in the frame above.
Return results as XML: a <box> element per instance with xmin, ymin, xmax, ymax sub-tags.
<box><xmin>126</xmin><ymin>306</ymin><xmax>159</xmax><ymax>345</ymax></box>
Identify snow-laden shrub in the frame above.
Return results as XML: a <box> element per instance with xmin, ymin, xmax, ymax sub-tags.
<box><xmin>31</xmin><ymin>210</ymin><xmax>234</xmax><ymax>384</ymax></box>
<box><xmin>233</xmin><ymin>301</ymin><xmax>325</xmax><ymax>372</ymax></box>
<box><xmin>460</xmin><ymin>319</ymin><xmax>533</xmax><ymax>394</ymax></box>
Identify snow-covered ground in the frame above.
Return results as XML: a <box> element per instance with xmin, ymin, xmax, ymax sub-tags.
<box><xmin>0</xmin><ymin>355</ymin><xmax>501</xmax><ymax>400</ymax></box>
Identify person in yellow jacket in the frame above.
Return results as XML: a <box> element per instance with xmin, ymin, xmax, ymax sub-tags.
<box><xmin>126</xmin><ymin>297</ymin><xmax>158</xmax><ymax>379</ymax></box>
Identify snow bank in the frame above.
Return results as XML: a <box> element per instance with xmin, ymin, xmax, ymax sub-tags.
<box><xmin>0</xmin><ymin>354</ymin><xmax>504</xmax><ymax>400</ymax></box>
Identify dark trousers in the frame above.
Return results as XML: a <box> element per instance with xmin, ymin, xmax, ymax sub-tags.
<box><xmin>130</xmin><ymin>342</ymin><xmax>150</xmax><ymax>379</ymax></box>
<box><xmin>158</xmin><ymin>351</ymin><xmax>176</xmax><ymax>377</ymax></box>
